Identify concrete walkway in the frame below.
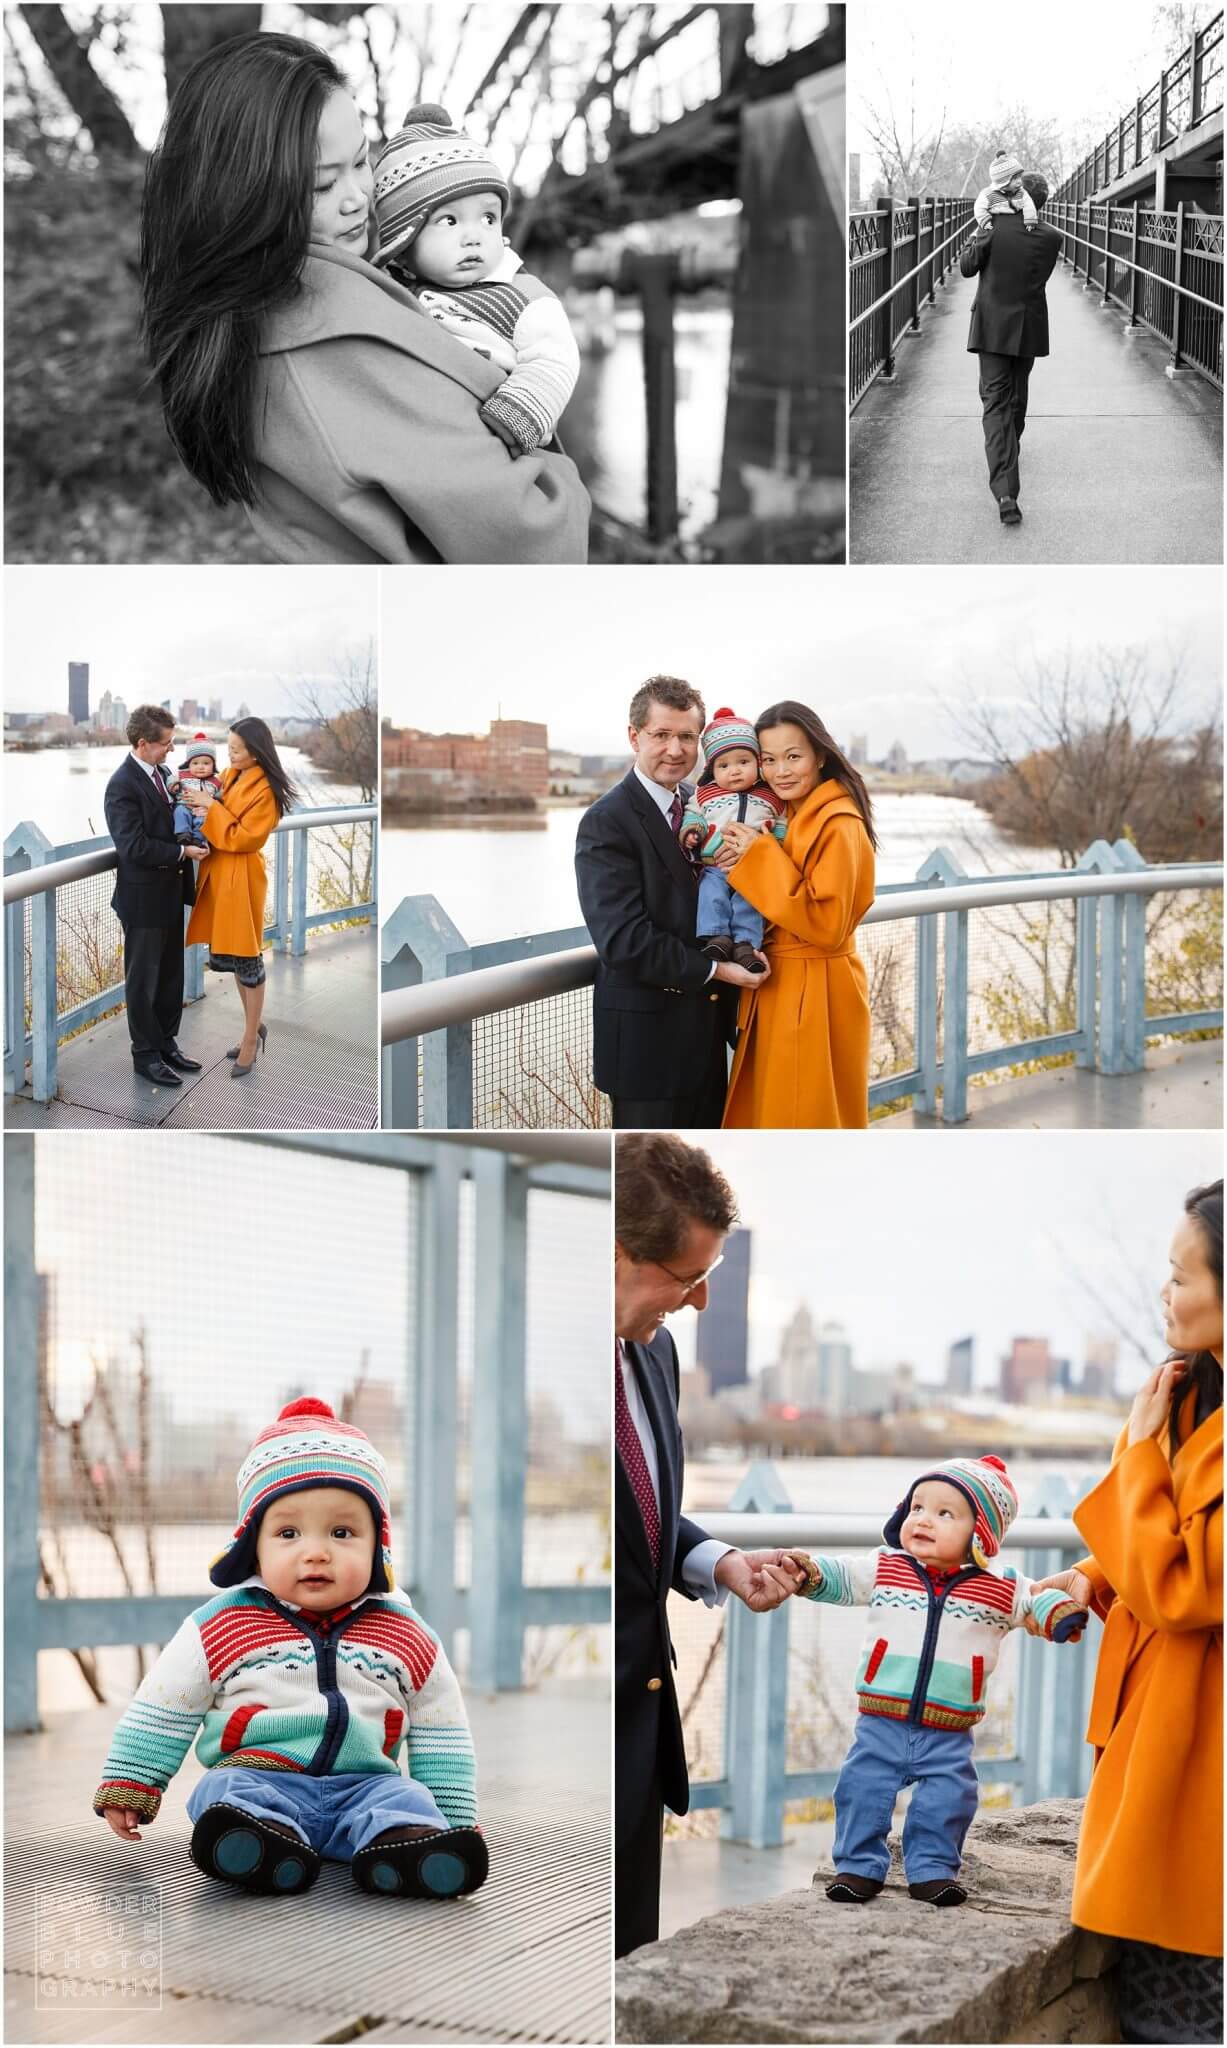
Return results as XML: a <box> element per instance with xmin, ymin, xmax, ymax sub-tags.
<box><xmin>5</xmin><ymin>1685</ymin><xmax>609</xmax><ymax>2045</ymax></box>
<box><xmin>5</xmin><ymin>929</ymin><xmax>377</xmax><ymax>1131</ymax></box>
<box><xmin>878</xmin><ymin>1036</ymin><xmax>1221</xmax><ymax>1130</ymax></box>
<box><xmin>850</xmin><ymin>259</ymin><xmax>1223</xmax><ymax>563</ymax></box>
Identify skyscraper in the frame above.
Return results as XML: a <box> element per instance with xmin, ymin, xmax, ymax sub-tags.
<box><xmin>695</xmin><ymin>1227</ymin><xmax>750</xmax><ymax>1392</ymax></box>
<box><xmin>68</xmin><ymin>662</ymin><xmax>89</xmax><ymax>725</ymax></box>
<box><xmin>947</xmin><ymin>1335</ymin><xmax>974</xmax><ymax>1395</ymax></box>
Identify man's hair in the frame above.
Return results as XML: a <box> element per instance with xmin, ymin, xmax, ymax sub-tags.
<box><xmin>628</xmin><ymin>676</ymin><xmax>706</xmax><ymax>732</ymax></box>
<box><xmin>1020</xmin><ymin>172</ymin><xmax>1049</xmax><ymax>211</ymax></box>
<box><xmin>127</xmin><ymin>705</ymin><xmax>175</xmax><ymax>746</ymax></box>
<box><xmin>615</xmin><ymin>1133</ymin><xmax>739</xmax><ymax>1266</ymax></box>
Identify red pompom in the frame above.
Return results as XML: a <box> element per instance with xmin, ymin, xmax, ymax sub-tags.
<box><xmin>980</xmin><ymin>1454</ymin><xmax>1007</xmax><ymax>1473</ymax></box>
<box><xmin>278</xmin><ymin>1397</ymin><xmax>336</xmax><ymax>1421</ymax></box>
<box><xmin>711</xmin><ymin>707</ymin><xmax>737</xmax><ymax>720</ymax></box>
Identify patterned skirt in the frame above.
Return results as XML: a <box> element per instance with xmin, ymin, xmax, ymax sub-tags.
<box><xmin>206</xmin><ymin>951</ymin><xmax>266</xmax><ymax>989</ymax></box>
<box><xmin>1117</xmin><ymin>1939</ymin><xmax>1223</xmax><ymax>2044</ymax></box>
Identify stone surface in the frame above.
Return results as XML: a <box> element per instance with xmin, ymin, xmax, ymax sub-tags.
<box><xmin>616</xmin><ymin>1798</ymin><xmax>1121</xmax><ymax>2044</ymax></box>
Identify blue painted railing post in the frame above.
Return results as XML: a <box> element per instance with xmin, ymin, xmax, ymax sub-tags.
<box><xmin>28</xmin><ymin>831</ymin><xmax>58</xmax><ymax>1103</ymax></box>
<box><xmin>381</xmin><ymin>896</ymin><xmax>474</xmax><ymax>1129</ymax></box>
<box><xmin>3</xmin><ymin>822</ymin><xmax>48</xmax><ymax>1095</ymax></box>
<box><xmin>915</xmin><ymin>849</ymin><xmax>969</xmax><ymax>1124</ymax></box>
<box><xmin>411</xmin><ymin>1147</ymin><xmax>462</xmax><ymax>1656</ymax></box>
<box><xmin>291</xmin><ymin>824</ymin><xmax>310</xmax><ymax>959</ymax></box>
<box><xmin>1076</xmin><ymin>842</ymin><xmax>1124</xmax><ymax>1073</ymax></box>
<box><xmin>5</xmin><ymin>1136</ymin><xmax>41</xmax><ymax>1733</ymax></box>
<box><xmin>1114</xmin><ymin>839</ymin><xmax>1148</xmax><ymax>1071</ymax></box>
<box><xmin>721</xmin><ymin>1462</ymin><xmax>793</xmax><ymax>1847</ymax></box>
<box><xmin>469</xmin><ymin>1150</ymin><xmax>528</xmax><ymax>1690</ymax></box>
<box><xmin>273</xmin><ymin>830</ymin><xmax>290</xmax><ymax>952</ymax></box>
<box><xmin>1018</xmin><ymin>1473</ymin><xmax>1098</xmax><ymax>1804</ymax></box>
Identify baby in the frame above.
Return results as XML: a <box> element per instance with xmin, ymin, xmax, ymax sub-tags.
<box><xmin>679</xmin><ymin>708</ymin><xmax>786</xmax><ymax>973</ymax></box>
<box><xmin>169</xmin><ymin>735</ymin><xmax>221</xmax><ymax>850</ymax></box>
<box><xmin>372</xmin><ymin>104</ymin><xmax>580</xmax><ymax>458</ymax></box>
<box><xmin>787</xmin><ymin>1454</ymin><xmax>1086</xmax><ymax>1908</ymax></box>
<box><xmin>95</xmin><ymin>1398</ymin><xmax>487</xmax><ymax>1902</ymax></box>
<box><xmin>973</xmin><ymin>149</ymin><xmax>1038</xmax><ymax>234</ymax></box>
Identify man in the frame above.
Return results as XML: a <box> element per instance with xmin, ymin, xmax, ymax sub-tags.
<box><xmin>614</xmin><ymin>1133</ymin><xmax>805</xmax><ymax>1956</ymax></box>
<box><xmin>574</xmin><ymin>677</ymin><xmax>765</xmax><ymax>1129</ymax></box>
<box><xmin>103</xmin><ymin>706</ymin><xmax>207</xmax><ymax>1087</ymax></box>
<box><xmin>960</xmin><ymin>173</ymin><xmax>1061</xmax><ymax>526</ymax></box>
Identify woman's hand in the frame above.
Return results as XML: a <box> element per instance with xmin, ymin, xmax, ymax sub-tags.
<box><xmin>1127</xmin><ymin>1355</ymin><xmax>1188</xmax><ymax>1446</ymax></box>
<box><xmin>720</xmin><ymin>821</ymin><xmax>770</xmax><ymax>860</ymax></box>
<box><xmin>187</xmin><ymin>789</ymin><xmax>217</xmax><ymax>813</ymax></box>
<box><xmin>102</xmin><ymin>1805</ymin><xmax>143</xmax><ymax>1841</ymax></box>
<box><xmin>1022</xmin><ymin>1568</ymin><xmax>1095</xmax><ymax>1636</ymax></box>
<box><xmin>713</xmin><ymin>956</ymin><xmax>771</xmax><ymax>988</ymax></box>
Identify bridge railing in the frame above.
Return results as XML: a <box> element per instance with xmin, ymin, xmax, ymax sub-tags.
<box><xmin>381</xmin><ymin>845</ymin><xmax>1224</xmax><ymax>1130</ymax></box>
<box><xmin>4</xmin><ymin>805</ymin><xmax>377</xmax><ymax>1102</ymax></box>
<box><xmin>849</xmin><ymin>196</ymin><xmax>975</xmax><ymax>407</ymax></box>
<box><xmin>1051</xmin><ymin>198</ymin><xmax>1224</xmax><ymax>389</ymax></box>
<box><xmin>676</xmin><ymin>1465</ymin><xmax>1102</xmax><ymax>1848</ymax></box>
<box><xmin>1052</xmin><ymin>12</ymin><xmax>1224</xmax><ymax>205</ymax></box>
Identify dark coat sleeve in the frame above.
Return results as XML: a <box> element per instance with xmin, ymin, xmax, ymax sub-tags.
<box><xmin>104</xmin><ymin>777</ymin><xmax>183</xmax><ymax>874</ymax></box>
<box><xmin>959</xmin><ymin>231</ymin><xmax>990</xmax><ymax>279</ymax></box>
<box><xmin>575</xmin><ymin>799</ymin><xmax>712</xmax><ymax>995</ymax></box>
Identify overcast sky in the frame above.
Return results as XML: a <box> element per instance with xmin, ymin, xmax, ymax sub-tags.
<box><xmin>5</xmin><ymin>567</ymin><xmax>375</xmax><ymax>718</ymax></box>
<box><xmin>850</xmin><ymin>0</ymin><xmax>1201</xmax><ymax>170</ymax></box>
<box><xmin>382</xmin><ymin>566</ymin><xmax>1220</xmax><ymax>759</ymax></box>
<box><xmin>668</xmin><ymin>1129</ymin><xmax>1218</xmax><ymax>1398</ymax></box>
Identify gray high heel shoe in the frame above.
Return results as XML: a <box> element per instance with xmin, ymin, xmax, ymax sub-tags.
<box><xmin>226</xmin><ymin>1022</ymin><xmax>268</xmax><ymax>1067</ymax></box>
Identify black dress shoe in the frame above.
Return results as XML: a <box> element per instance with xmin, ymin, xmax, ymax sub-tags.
<box><xmin>160</xmin><ymin>1044</ymin><xmax>202</xmax><ymax>1073</ymax></box>
<box><xmin>998</xmin><ymin>496</ymin><xmax>1022</xmax><ymax>525</ymax></box>
<box><xmin>133</xmin><ymin>1059</ymin><xmax>183</xmax><ymax>1087</ymax></box>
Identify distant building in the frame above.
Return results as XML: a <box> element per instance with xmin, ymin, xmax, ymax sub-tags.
<box><xmin>695</xmin><ymin>1228</ymin><xmax>751</xmax><ymax>1392</ymax></box>
<box><xmin>1081</xmin><ymin>1336</ymin><xmax>1119</xmax><ymax>1401</ymax></box>
<box><xmin>849</xmin><ymin>732</ymin><xmax>868</xmax><ymax>767</ymax></box>
<box><xmin>885</xmin><ymin>739</ymin><xmax>908</xmax><ymax>776</ymax></box>
<box><xmin>180</xmin><ymin>698</ymin><xmax>201</xmax><ymax>726</ymax></box>
<box><xmin>760</xmin><ymin>1303</ymin><xmax>819</xmax><ymax>1409</ymax></box>
<box><xmin>384</xmin><ymin>717</ymin><xmax>549</xmax><ymax>801</ymax></box>
<box><xmin>1001</xmin><ymin>1336</ymin><xmax>1055</xmax><ymax>1406</ymax></box>
<box><xmin>235</xmin><ymin>701</ymin><xmax>252</xmax><ymax>721</ymax></box>
<box><xmin>68</xmin><ymin>662</ymin><xmax>89</xmax><ymax>725</ymax></box>
<box><xmin>208</xmin><ymin>697</ymin><xmax>223</xmax><ymax>721</ymax></box>
<box><xmin>947</xmin><ymin>1335</ymin><xmax>974</xmax><ymax>1395</ymax></box>
<box><xmin>111</xmin><ymin>698</ymin><xmax>129</xmax><ymax>735</ymax></box>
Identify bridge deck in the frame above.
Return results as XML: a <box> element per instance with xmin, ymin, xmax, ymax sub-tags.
<box><xmin>876</xmin><ymin>1037</ymin><xmax>1221</xmax><ymax>1131</ymax></box>
<box><xmin>5</xmin><ymin>1685</ymin><xmax>610</xmax><ymax>2045</ymax></box>
<box><xmin>5</xmin><ymin>928</ymin><xmax>377</xmax><ymax>1132</ymax></box>
<box><xmin>850</xmin><ymin>259</ymin><xmax>1222</xmax><ymax>563</ymax></box>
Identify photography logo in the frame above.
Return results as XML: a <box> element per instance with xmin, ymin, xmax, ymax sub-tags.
<box><xmin>36</xmin><ymin>1885</ymin><xmax>162</xmax><ymax>2009</ymax></box>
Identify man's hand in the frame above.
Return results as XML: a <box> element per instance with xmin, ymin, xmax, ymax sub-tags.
<box><xmin>102</xmin><ymin>1806</ymin><xmax>143</xmax><ymax>1841</ymax></box>
<box><xmin>715</xmin><ymin>1548</ymin><xmax>808</xmax><ymax>1612</ymax></box>
<box><xmin>182</xmin><ymin>845</ymin><xmax>209</xmax><ymax>862</ymax></box>
<box><xmin>713</xmin><ymin>956</ymin><xmax>771</xmax><ymax>988</ymax></box>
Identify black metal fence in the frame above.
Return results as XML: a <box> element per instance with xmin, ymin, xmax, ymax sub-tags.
<box><xmin>1052</xmin><ymin>13</ymin><xmax>1223</xmax><ymax>206</ymax></box>
<box><xmin>1052</xmin><ymin>199</ymin><xmax>1224</xmax><ymax>389</ymax></box>
<box><xmin>849</xmin><ymin>196</ymin><xmax>975</xmax><ymax>409</ymax></box>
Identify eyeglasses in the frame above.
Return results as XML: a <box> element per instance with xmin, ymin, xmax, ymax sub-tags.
<box><xmin>654</xmin><ymin>1253</ymin><xmax>724</xmax><ymax>1296</ymax></box>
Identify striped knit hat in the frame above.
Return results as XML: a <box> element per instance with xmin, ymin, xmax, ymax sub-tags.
<box><xmin>883</xmin><ymin>1453</ymin><xmax>1019</xmax><ymax>1567</ymax></box>
<box><xmin>210</xmin><ymin>1398</ymin><xmax>394</xmax><ymax>1595</ymax></box>
<box><xmin>701</xmin><ymin>708</ymin><xmax>760</xmax><ymax>766</ymax></box>
<box><xmin>372</xmin><ymin>103</ymin><xmax>509</xmax><ymax>270</ymax></box>
<box><xmin>177</xmin><ymin>732</ymin><xmax>218</xmax><ymax>773</ymax></box>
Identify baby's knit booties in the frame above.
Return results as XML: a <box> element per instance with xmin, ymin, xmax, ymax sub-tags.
<box><xmin>190</xmin><ymin>1803</ymin><xmax>320</xmax><ymax>1895</ymax></box>
<box><xmin>352</xmin><ymin>1823</ymin><xmax>489</xmax><ymax>1900</ymax></box>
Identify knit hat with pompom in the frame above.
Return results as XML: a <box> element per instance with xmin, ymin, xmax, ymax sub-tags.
<box><xmin>209</xmin><ymin>1397</ymin><xmax>394</xmax><ymax>1594</ymax></box>
<box><xmin>883</xmin><ymin>1452</ymin><xmax>1019</xmax><ymax>1567</ymax></box>
<box><xmin>372</xmin><ymin>103</ymin><xmax>510</xmax><ymax>270</ymax></box>
<box><xmin>177</xmin><ymin>732</ymin><xmax>219</xmax><ymax>774</ymax></box>
<box><xmin>701</xmin><ymin>707</ymin><xmax>760</xmax><ymax>766</ymax></box>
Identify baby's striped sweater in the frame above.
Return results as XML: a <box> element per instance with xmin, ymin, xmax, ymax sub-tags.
<box><xmin>93</xmin><ymin>1586</ymin><xmax>476</xmax><ymax>1826</ymax></box>
<box><xmin>804</xmin><ymin>1548</ymin><xmax>1084</xmax><ymax>1732</ymax></box>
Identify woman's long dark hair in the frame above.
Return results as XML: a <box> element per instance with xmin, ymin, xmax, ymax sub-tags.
<box><xmin>1169</xmin><ymin>1177</ymin><xmax>1223</xmax><ymax>1457</ymax></box>
<box><xmin>140</xmin><ymin>32</ymin><xmax>345</xmax><ymax>506</ymax></box>
<box><xmin>755</xmin><ymin>700</ymin><xmax>878</xmax><ymax>851</ymax></box>
<box><xmin>230</xmin><ymin>718</ymin><xmax>300</xmax><ymax>820</ymax></box>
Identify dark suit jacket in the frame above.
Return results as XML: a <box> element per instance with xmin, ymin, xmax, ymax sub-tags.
<box><xmin>615</xmin><ymin>1328</ymin><xmax>713</xmax><ymax>1842</ymax></box>
<box><xmin>103</xmin><ymin>755</ymin><xmax>196</xmax><ymax>928</ymax></box>
<box><xmin>960</xmin><ymin>212</ymin><xmax>1062</xmax><ymax>357</ymax></box>
<box><xmin>574</xmin><ymin>768</ymin><xmax>731</xmax><ymax>1098</ymax></box>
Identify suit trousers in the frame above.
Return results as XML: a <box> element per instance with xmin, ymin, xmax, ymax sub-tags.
<box><xmin>615</xmin><ymin>1765</ymin><xmax>664</xmax><ymax>1957</ymax></box>
<box><xmin>122</xmin><ymin>923</ymin><xmax>185</xmax><ymax>1061</ymax></box>
<box><xmin>976</xmin><ymin>352</ymin><xmax>1034</xmax><ymax>501</ymax></box>
<box><xmin>612</xmin><ymin>1073</ymin><xmax>727</xmax><ymax>1130</ymax></box>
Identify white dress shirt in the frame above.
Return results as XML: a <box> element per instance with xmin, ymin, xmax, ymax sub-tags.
<box><xmin>131</xmin><ymin>751</ymin><xmax>186</xmax><ymax>861</ymax></box>
<box><xmin>632</xmin><ymin>764</ymin><xmax>716</xmax><ymax>984</ymax></box>
<box><xmin>617</xmin><ymin>1340</ymin><xmax>731</xmax><ymax>1606</ymax></box>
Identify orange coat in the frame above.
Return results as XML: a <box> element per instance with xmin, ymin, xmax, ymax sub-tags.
<box><xmin>721</xmin><ymin>779</ymin><xmax>876</xmax><ymax>1129</ymax></box>
<box><xmin>1070</xmin><ymin>1396</ymin><xmax>1222</xmax><ymax>1956</ymax></box>
<box><xmin>184</xmin><ymin>766</ymin><xmax>279</xmax><ymax>957</ymax></box>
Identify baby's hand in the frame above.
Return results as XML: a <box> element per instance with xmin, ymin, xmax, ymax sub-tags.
<box><xmin>102</xmin><ymin>1806</ymin><xmax>144</xmax><ymax>1841</ymax></box>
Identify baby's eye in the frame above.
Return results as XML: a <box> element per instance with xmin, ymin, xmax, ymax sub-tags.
<box><xmin>276</xmin><ymin>1527</ymin><xmax>297</xmax><ymax>1539</ymax></box>
<box><xmin>332</xmin><ymin>1526</ymin><xmax>354</xmax><ymax>1539</ymax></box>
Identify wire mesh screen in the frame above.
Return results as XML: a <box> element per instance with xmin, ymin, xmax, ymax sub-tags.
<box><xmin>673</xmin><ymin>1589</ymin><xmax>728</xmax><ymax>1799</ymax></box>
<box><xmin>471</xmin><ymin>990</ymin><xmax>611</xmax><ymax>1130</ymax></box>
<box><xmin>32</xmin><ymin>1135</ymin><xmax>415</xmax><ymax>1711</ymax></box>
<box><xmin>49</xmin><ymin>868</ymin><xmax>125</xmax><ymax>1023</ymax></box>
<box><xmin>301</xmin><ymin>819</ymin><xmax>375</xmax><ymax>935</ymax></box>
<box><xmin>1145</xmin><ymin>887</ymin><xmax>1224</xmax><ymax>1024</ymax></box>
<box><xmin>965</xmin><ymin>898</ymin><xmax>1080</xmax><ymax>1064</ymax></box>
<box><xmin>860</xmin><ymin>920</ymin><xmax>919</xmax><ymax>1084</ymax></box>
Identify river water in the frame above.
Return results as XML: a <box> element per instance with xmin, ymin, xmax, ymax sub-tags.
<box><xmin>4</xmin><ymin>742</ymin><xmax>360</xmax><ymax>847</ymax></box>
<box><xmin>382</xmin><ymin>791</ymin><xmax>1057</xmax><ymax>946</ymax></box>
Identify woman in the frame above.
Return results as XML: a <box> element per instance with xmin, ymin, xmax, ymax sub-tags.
<box><xmin>140</xmin><ymin>32</ymin><xmax>588</xmax><ymax>565</ymax></box>
<box><xmin>717</xmin><ymin>702</ymin><xmax>877</xmax><ymax>1129</ymax></box>
<box><xmin>1031</xmin><ymin>1179</ymin><xmax>1222</xmax><ymax>2044</ymax></box>
<box><xmin>184</xmin><ymin>720</ymin><xmax>298</xmax><ymax>1077</ymax></box>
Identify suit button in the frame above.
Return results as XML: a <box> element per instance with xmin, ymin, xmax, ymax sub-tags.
<box><xmin>646</xmin><ymin>1677</ymin><xmax>663</xmax><ymax>1692</ymax></box>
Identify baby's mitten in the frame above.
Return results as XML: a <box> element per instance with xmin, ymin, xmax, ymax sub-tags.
<box><xmin>783</xmin><ymin>1548</ymin><xmax>822</xmax><ymax>1597</ymax></box>
<box><xmin>1031</xmin><ymin>1586</ymin><xmax>1087</xmax><ymax>1642</ymax></box>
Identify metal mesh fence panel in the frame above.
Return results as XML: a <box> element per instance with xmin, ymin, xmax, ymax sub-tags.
<box><xmin>673</xmin><ymin>1589</ymin><xmax>728</xmax><ymax>1803</ymax></box>
<box><xmin>51</xmin><ymin>870</ymin><xmax>125</xmax><ymax>1023</ymax></box>
<box><xmin>1144</xmin><ymin>887</ymin><xmax>1224</xmax><ymax>1027</ymax></box>
<box><xmin>860</xmin><ymin>919</ymin><xmax>919</xmax><ymax>1086</ymax></box>
<box><xmin>303</xmin><ymin>820</ymin><xmax>375</xmax><ymax>940</ymax></box>
<box><xmin>1181</xmin><ymin>214</ymin><xmax>1224</xmax><ymax>389</ymax></box>
<box><xmin>471</xmin><ymin>989</ymin><xmax>610</xmax><ymax>1130</ymax></box>
<box><xmin>965</xmin><ymin>898</ymin><xmax>1079</xmax><ymax>1065</ymax></box>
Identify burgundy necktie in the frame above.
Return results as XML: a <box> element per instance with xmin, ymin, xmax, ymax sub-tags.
<box><xmin>615</xmin><ymin>1344</ymin><xmax>661</xmax><ymax>1572</ymax></box>
<box><xmin>667</xmin><ymin>791</ymin><xmax>682</xmax><ymax>836</ymax></box>
<box><xmin>152</xmin><ymin>766</ymin><xmax>171</xmax><ymax>805</ymax></box>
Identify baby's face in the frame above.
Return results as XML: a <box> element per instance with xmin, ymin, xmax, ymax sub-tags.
<box><xmin>185</xmin><ymin>756</ymin><xmax>214</xmax><ymax>779</ymax></box>
<box><xmin>255</xmin><ymin>1486</ymin><xmax>375</xmax><ymax>1611</ymax></box>
<box><xmin>710</xmin><ymin>747</ymin><xmax>759</xmax><ymax>791</ymax></box>
<box><xmin>901</xmin><ymin>1480</ymin><xmax>976</xmax><ymax>1568</ymax></box>
<box><xmin>411</xmin><ymin>191</ymin><xmax>504</xmax><ymax>286</ymax></box>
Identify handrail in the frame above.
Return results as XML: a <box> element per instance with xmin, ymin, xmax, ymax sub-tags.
<box><xmin>847</xmin><ymin>215</ymin><xmax>975</xmax><ymax>333</ymax></box>
<box><xmin>3</xmin><ymin>803</ymin><xmax>377</xmax><ymax>904</ymax></box>
<box><xmin>700</xmin><ymin>1512</ymin><xmax>1080</xmax><ymax>1550</ymax></box>
<box><xmin>380</xmin><ymin>861</ymin><xmax>1224</xmax><ymax>1045</ymax></box>
<box><xmin>1053</xmin><ymin>11</ymin><xmax>1223</xmax><ymax>203</ymax></box>
<box><xmin>1054</xmin><ymin>217</ymin><xmax>1222</xmax><ymax>314</ymax></box>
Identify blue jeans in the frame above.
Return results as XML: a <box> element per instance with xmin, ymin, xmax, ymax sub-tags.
<box><xmin>697</xmin><ymin>867</ymin><xmax>764</xmax><ymax>949</ymax></box>
<box><xmin>186</xmin><ymin>1768</ymin><xmax>449</xmax><ymax>1864</ymax></box>
<box><xmin>832</xmin><ymin>1713</ymin><xmax>979</xmax><ymax>1883</ymax></box>
<box><xmin>173</xmin><ymin>801</ymin><xmax>207</xmax><ymax>847</ymax></box>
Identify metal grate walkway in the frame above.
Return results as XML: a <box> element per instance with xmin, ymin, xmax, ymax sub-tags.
<box><xmin>5</xmin><ymin>930</ymin><xmax>378</xmax><ymax>1132</ymax></box>
<box><xmin>5</xmin><ymin>1686</ymin><xmax>610</xmax><ymax>2045</ymax></box>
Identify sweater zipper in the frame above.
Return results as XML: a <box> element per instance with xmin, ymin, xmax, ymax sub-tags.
<box><xmin>905</xmin><ymin>1559</ymin><xmax>979</xmax><ymax>1724</ymax></box>
<box><xmin>269</xmin><ymin>1598</ymin><xmax>360</xmax><ymax>1776</ymax></box>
